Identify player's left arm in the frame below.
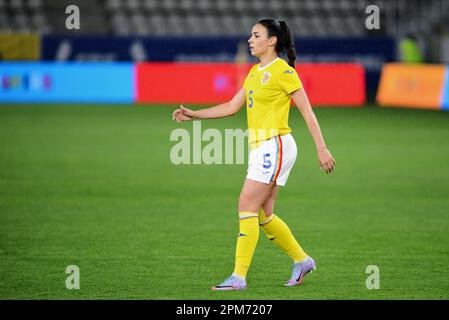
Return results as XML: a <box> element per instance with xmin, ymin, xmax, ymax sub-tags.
<box><xmin>292</xmin><ymin>88</ymin><xmax>336</xmax><ymax>174</ymax></box>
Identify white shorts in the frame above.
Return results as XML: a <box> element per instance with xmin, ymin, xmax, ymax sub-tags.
<box><xmin>246</xmin><ymin>133</ymin><xmax>297</xmax><ymax>187</ymax></box>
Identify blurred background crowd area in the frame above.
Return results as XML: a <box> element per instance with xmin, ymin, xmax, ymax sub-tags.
<box><xmin>0</xmin><ymin>0</ymin><xmax>448</xmax><ymax>63</ymax></box>
<box><xmin>0</xmin><ymin>0</ymin><xmax>448</xmax><ymax>106</ymax></box>
<box><xmin>0</xmin><ymin>0</ymin><xmax>448</xmax><ymax>37</ymax></box>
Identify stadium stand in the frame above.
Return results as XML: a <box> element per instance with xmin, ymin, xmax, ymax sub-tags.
<box><xmin>0</xmin><ymin>0</ymin><xmax>447</xmax><ymax>37</ymax></box>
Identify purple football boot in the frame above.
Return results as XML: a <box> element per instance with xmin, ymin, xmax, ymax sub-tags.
<box><xmin>284</xmin><ymin>256</ymin><xmax>316</xmax><ymax>287</ymax></box>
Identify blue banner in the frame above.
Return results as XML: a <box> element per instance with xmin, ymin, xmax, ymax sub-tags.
<box><xmin>41</xmin><ymin>36</ymin><xmax>243</xmax><ymax>62</ymax></box>
<box><xmin>41</xmin><ymin>36</ymin><xmax>396</xmax><ymax>68</ymax></box>
<box><xmin>0</xmin><ymin>62</ymin><xmax>134</xmax><ymax>103</ymax></box>
<box><xmin>442</xmin><ymin>68</ymin><xmax>449</xmax><ymax>110</ymax></box>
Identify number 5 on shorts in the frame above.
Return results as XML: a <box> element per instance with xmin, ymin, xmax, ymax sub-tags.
<box><xmin>263</xmin><ymin>153</ymin><xmax>272</xmax><ymax>169</ymax></box>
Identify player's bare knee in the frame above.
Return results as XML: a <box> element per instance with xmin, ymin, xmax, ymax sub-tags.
<box><xmin>239</xmin><ymin>195</ymin><xmax>264</xmax><ymax>213</ymax></box>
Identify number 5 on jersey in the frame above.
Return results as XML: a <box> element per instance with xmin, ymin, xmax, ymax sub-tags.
<box><xmin>248</xmin><ymin>90</ymin><xmax>254</xmax><ymax>108</ymax></box>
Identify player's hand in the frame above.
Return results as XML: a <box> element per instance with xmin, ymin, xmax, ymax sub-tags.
<box><xmin>179</xmin><ymin>105</ymin><xmax>196</xmax><ymax>119</ymax></box>
<box><xmin>317</xmin><ymin>147</ymin><xmax>336</xmax><ymax>174</ymax></box>
<box><xmin>173</xmin><ymin>111</ymin><xmax>194</xmax><ymax>123</ymax></box>
<box><xmin>171</xmin><ymin>107</ymin><xmax>183</xmax><ymax>121</ymax></box>
<box><xmin>172</xmin><ymin>105</ymin><xmax>196</xmax><ymax>123</ymax></box>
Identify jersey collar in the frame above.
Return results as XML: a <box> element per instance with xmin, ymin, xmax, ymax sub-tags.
<box><xmin>258</xmin><ymin>57</ymin><xmax>280</xmax><ymax>71</ymax></box>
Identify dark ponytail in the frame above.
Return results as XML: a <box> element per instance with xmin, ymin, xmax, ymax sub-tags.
<box><xmin>279</xmin><ymin>21</ymin><xmax>296</xmax><ymax>68</ymax></box>
<box><xmin>258</xmin><ymin>19</ymin><xmax>297</xmax><ymax>68</ymax></box>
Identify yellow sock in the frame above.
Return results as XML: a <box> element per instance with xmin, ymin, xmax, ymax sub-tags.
<box><xmin>233</xmin><ymin>212</ymin><xmax>259</xmax><ymax>278</ymax></box>
<box><xmin>258</xmin><ymin>208</ymin><xmax>308</xmax><ymax>263</ymax></box>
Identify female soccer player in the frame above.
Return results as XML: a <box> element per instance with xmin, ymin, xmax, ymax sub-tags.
<box><xmin>172</xmin><ymin>19</ymin><xmax>336</xmax><ymax>290</ymax></box>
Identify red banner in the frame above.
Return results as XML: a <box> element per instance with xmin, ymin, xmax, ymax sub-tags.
<box><xmin>297</xmin><ymin>63</ymin><xmax>366</xmax><ymax>106</ymax></box>
<box><xmin>136</xmin><ymin>63</ymin><xmax>365</xmax><ymax>106</ymax></box>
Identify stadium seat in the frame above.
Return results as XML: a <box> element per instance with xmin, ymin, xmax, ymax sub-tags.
<box><xmin>105</xmin><ymin>0</ymin><xmax>121</xmax><ymax>11</ymax></box>
<box><xmin>28</xmin><ymin>0</ymin><xmax>43</xmax><ymax>10</ymax></box>
<box><xmin>10</xmin><ymin>0</ymin><xmax>24</xmax><ymax>11</ymax></box>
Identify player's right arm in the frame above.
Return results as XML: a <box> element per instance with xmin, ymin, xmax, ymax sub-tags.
<box><xmin>172</xmin><ymin>87</ymin><xmax>246</xmax><ymax>122</ymax></box>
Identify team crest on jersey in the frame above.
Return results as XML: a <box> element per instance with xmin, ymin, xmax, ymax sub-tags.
<box><xmin>261</xmin><ymin>72</ymin><xmax>272</xmax><ymax>85</ymax></box>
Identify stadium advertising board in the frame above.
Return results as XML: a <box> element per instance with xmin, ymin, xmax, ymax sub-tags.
<box><xmin>41</xmin><ymin>35</ymin><xmax>394</xmax><ymax>98</ymax></box>
<box><xmin>41</xmin><ymin>36</ymin><xmax>394</xmax><ymax>66</ymax></box>
<box><xmin>136</xmin><ymin>63</ymin><xmax>366</xmax><ymax>106</ymax></box>
<box><xmin>377</xmin><ymin>64</ymin><xmax>448</xmax><ymax>110</ymax></box>
<box><xmin>0</xmin><ymin>62</ymin><xmax>365</xmax><ymax>105</ymax></box>
<box><xmin>295</xmin><ymin>63</ymin><xmax>366</xmax><ymax>106</ymax></box>
<box><xmin>442</xmin><ymin>70</ymin><xmax>449</xmax><ymax>110</ymax></box>
<box><xmin>0</xmin><ymin>33</ymin><xmax>40</xmax><ymax>61</ymax></box>
<box><xmin>0</xmin><ymin>63</ymin><xmax>134</xmax><ymax>103</ymax></box>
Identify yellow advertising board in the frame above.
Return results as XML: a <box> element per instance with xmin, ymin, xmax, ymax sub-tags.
<box><xmin>0</xmin><ymin>33</ymin><xmax>40</xmax><ymax>61</ymax></box>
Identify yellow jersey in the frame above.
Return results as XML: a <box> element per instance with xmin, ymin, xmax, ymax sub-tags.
<box><xmin>243</xmin><ymin>57</ymin><xmax>303</xmax><ymax>148</ymax></box>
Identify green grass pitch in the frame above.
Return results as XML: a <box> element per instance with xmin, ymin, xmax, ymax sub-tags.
<box><xmin>0</xmin><ymin>104</ymin><xmax>448</xmax><ymax>299</ymax></box>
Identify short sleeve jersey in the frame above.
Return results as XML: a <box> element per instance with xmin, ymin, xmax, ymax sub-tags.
<box><xmin>243</xmin><ymin>57</ymin><xmax>303</xmax><ymax>148</ymax></box>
